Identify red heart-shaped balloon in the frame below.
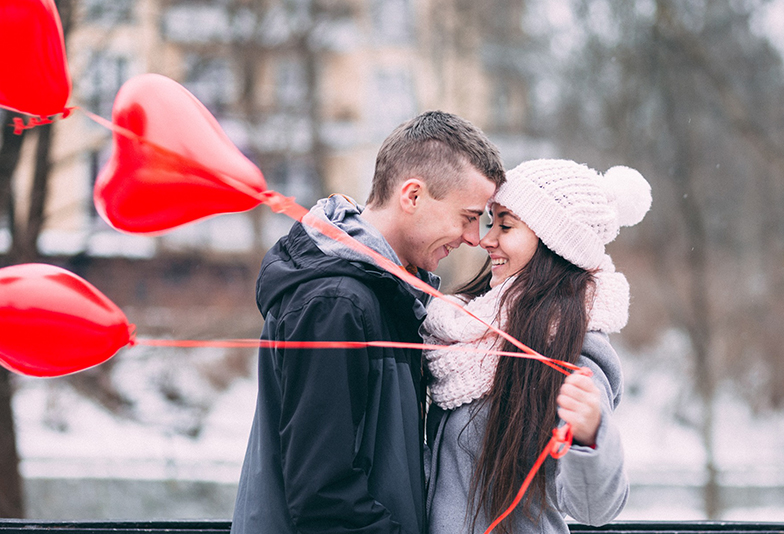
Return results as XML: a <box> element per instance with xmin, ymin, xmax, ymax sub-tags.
<box><xmin>0</xmin><ymin>0</ymin><xmax>71</xmax><ymax>117</ymax></box>
<box><xmin>0</xmin><ymin>263</ymin><xmax>133</xmax><ymax>377</ymax></box>
<box><xmin>94</xmin><ymin>73</ymin><xmax>267</xmax><ymax>234</ymax></box>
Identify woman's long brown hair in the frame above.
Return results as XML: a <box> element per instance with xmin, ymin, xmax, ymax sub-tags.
<box><xmin>455</xmin><ymin>241</ymin><xmax>594</xmax><ymax>533</ymax></box>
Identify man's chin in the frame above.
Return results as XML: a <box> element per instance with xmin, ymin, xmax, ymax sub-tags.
<box><xmin>425</xmin><ymin>257</ymin><xmax>445</xmax><ymax>272</ymax></box>
<box><xmin>415</xmin><ymin>259</ymin><xmax>436</xmax><ymax>273</ymax></box>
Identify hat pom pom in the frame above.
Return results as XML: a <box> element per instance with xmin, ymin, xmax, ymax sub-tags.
<box><xmin>603</xmin><ymin>166</ymin><xmax>652</xmax><ymax>227</ymax></box>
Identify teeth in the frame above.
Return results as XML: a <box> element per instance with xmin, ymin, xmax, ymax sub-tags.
<box><xmin>491</xmin><ymin>258</ymin><xmax>507</xmax><ymax>266</ymax></box>
<box><xmin>445</xmin><ymin>245</ymin><xmax>455</xmax><ymax>253</ymax></box>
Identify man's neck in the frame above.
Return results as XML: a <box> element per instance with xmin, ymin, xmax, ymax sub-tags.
<box><xmin>361</xmin><ymin>205</ymin><xmax>409</xmax><ymax>268</ymax></box>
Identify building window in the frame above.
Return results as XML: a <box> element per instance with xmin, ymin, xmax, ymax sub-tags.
<box><xmin>276</xmin><ymin>58</ymin><xmax>309</xmax><ymax>109</ymax></box>
<box><xmin>78</xmin><ymin>52</ymin><xmax>129</xmax><ymax>120</ymax></box>
<box><xmin>82</xmin><ymin>0</ymin><xmax>135</xmax><ymax>25</ymax></box>
<box><xmin>182</xmin><ymin>55</ymin><xmax>237</xmax><ymax>115</ymax></box>
<box><xmin>161</xmin><ymin>4</ymin><xmax>230</xmax><ymax>44</ymax></box>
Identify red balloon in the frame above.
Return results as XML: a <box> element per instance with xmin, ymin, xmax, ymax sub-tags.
<box><xmin>0</xmin><ymin>0</ymin><xmax>71</xmax><ymax>117</ymax></box>
<box><xmin>93</xmin><ymin>73</ymin><xmax>267</xmax><ymax>234</ymax></box>
<box><xmin>0</xmin><ymin>263</ymin><xmax>132</xmax><ymax>377</ymax></box>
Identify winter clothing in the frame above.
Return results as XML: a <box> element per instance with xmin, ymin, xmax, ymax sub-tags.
<box><xmin>490</xmin><ymin>159</ymin><xmax>651</xmax><ymax>335</ymax></box>
<box><xmin>423</xmin><ymin>156</ymin><xmax>646</xmax><ymax>531</ymax></box>
<box><xmin>426</xmin><ymin>332</ymin><xmax>629</xmax><ymax>534</ymax></box>
<box><xmin>422</xmin><ymin>278</ymin><xmax>510</xmax><ymax>410</ymax></box>
<box><xmin>492</xmin><ymin>159</ymin><xmax>651</xmax><ymax>271</ymax></box>
<box><xmin>422</xmin><ymin>254</ymin><xmax>635</xmax><ymax>412</ymax></box>
<box><xmin>232</xmin><ymin>195</ymin><xmax>438</xmax><ymax>534</ymax></box>
<box><xmin>304</xmin><ymin>194</ymin><xmax>402</xmax><ymax>266</ymax></box>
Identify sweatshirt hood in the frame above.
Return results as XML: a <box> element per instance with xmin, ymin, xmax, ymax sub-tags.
<box><xmin>303</xmin><ymin>194</ymin><xmax>403</xmax><ymax>267</ymax></box>
<box><xmin>256</xmin><ymin>197</ymin><xmax>440</xmax><ymax>320</ymax></box>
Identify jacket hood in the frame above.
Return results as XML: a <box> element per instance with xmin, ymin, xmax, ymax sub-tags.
<box><xmin>256</xmin><ymin>221</ymin><xmax>439</xmax><ymax>322</ymax></box>
<box><xmin>303</xmin><ymin>194</ymin><xmax>403</xmax><ymax>267</ymax></box>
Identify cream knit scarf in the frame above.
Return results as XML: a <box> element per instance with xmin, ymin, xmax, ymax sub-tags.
<box><xmin>423</xmin><ymin>278</ymin><xmax>511</xmax><ymax>410</ymax></box>
<box><xmin>424</xmin><ymin>256</ymin><xmax>629</xmax><ymax>410</ymax></box>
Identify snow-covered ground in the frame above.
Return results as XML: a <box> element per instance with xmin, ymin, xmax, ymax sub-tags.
<box><xmin>12</xmin><ymin>328</ymin><xmax>784</xmax><ymax>521</ymax></box>
<box><xmin>612</xmin><ymin>330</ymin><xmax>784</xmax><ymax>521</ymax></box>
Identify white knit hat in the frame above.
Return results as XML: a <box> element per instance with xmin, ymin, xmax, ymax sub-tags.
<box><xmin>492</xmin><ymin>159</ymin><xmax>652</xmax><ymax>333</ymax></box>
<box><xmin>492</xmin><ymin>159</ymin><xmax>652</xmax><ymax>271</ymax></box>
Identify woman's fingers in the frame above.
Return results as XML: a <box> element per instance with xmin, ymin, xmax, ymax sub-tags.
<box><xmin>557</xmin><ymin>373</ymin><xmax>601</xmax><ymax>446</ymax></box>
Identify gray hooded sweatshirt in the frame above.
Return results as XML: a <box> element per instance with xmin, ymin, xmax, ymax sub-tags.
<box><xmin>426</xmin><ymin>332</ymin><xmax>629</xmax><ymax>534</ymax></box>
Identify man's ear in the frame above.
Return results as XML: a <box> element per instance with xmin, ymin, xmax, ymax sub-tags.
<box><xmin>400</xmin><ymin>178</ymin><xmax>425</xmax><ymax>214</ymax></box>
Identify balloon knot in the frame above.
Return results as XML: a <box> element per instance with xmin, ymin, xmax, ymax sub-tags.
<box><xmin>128</xmin><ymin>324</ymin><xmax>138</xmax><ymax>346</ymax></box>
<box><xmin>10</xmin><ymin>107</ymin><xmax>76</xmax><ymax>135</ymax></box>
<box><xmin>550</xmin><ymin>425</ymin><xmax>573</xmax><ymax>459</ymax></box>
<box><xmin>11</xmin><ymin>114</ymin><xmax>51</xmax><ymax>134</ymax></box>
<box><xmin>261</xmin><ymin>191</ymin><xmax>296</xmax><ymax>213</ymax></box>
<box><xmin>260</xmin><ymin>190</ymin><xmax>308</xmax><ymax>221</ymax></box>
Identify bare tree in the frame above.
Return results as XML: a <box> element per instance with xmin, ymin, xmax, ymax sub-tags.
<box><xmin>0</xmin><ymin>0</ymin><xmax>78</xmax><ymax>516</ymax></box>
<box><xmin>514</xmin><ymin>0</ymin><xmax>784</xmax><ymax>518</ymax></box>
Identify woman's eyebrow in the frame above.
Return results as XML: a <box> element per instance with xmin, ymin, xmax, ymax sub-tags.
<box><xmin>493</xmin><ymin>208</ymin><xmax>517</xmax><ymax>220</ymax></box>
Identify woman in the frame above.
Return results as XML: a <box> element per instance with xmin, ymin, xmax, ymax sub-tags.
<box><xmin>424</xmin><ymin>159</ymin><xmax>651</xmax><ymax>533</ymax></box>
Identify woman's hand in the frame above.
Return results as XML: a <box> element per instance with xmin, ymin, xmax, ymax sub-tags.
<box><xmin>557</xmin><ymin>372</ymin><xmax>602</xmax><ymax>447</ymax></box>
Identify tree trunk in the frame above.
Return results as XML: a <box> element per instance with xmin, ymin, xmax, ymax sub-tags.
<box><xmin>0</xmin><ymin>113</ymin><xmax>26</xmax><ymax>250</ymax></box>
<box><xmin>655</xmin><ymin>1</ymin><xmax>720</xmax><ymax>516</ymax></box>
<box><xmin>0</xmin><ymin>1</ymin><xmax>77</xmax><ymax>517</ymax></box>
<box><xmin>0</xmin><ymin>111</ymin><xmax>27</xmax><ymax>518</ymax></box>
<box><xmin>10</xmin><ymin>124</ymin><xmax>52</xmax><ymax>262</ymax></box>
<box><xmin>0</xmin><ymin>368</ymin><xmax>23</xmax><ymax>518</ymax></box>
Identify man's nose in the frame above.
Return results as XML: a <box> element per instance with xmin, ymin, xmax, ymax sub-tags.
<box><xmin>463</xmin><ymin>221</ymin><xmax>481</xmax><ymax>247</ymax></box>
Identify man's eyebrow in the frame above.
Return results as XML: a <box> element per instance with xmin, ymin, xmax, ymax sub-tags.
<box><xmin>464</xmin><ymin>208</ymin><xmax>485</xmax><ymax>216</ymax></box>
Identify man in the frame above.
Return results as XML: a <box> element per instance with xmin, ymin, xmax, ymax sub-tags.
<box><xmin>231</xmin><ymin>111</ymin><xmax>505</xmax><ymax>534</ymax></box>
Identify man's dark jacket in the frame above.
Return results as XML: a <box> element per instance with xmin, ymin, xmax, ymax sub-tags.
<box><xmin>232</xmin><ymin>221</ymin><xmax>436</xmax><ymax>534</ymax></box>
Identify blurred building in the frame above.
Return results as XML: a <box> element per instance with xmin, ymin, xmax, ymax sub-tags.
<box><xmin>11</xmin><ymin>0</ymin><xmax>536</xmax><ymax>263</ymax></box>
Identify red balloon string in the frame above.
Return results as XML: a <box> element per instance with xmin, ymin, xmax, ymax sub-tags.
<box><xmin>131</xmin><ymin>337</ymin><xmax>580</xmax><ymax>375</ymax></box>
<box><xmin>482</xmin><ymin>366</ymin><xmax>594</xmax><ymax>533</ymax></box>
<box><xmin>482</xmin><ymin>425</ymin><xmax>574</xmax><ymax>534</ymax></box>
<box><xmin>265</xmin><ymin>196</ymin><xmax>570</xmax><ymax>375</ymax></box>
<box><xmin>133</xmin><ymin>335</ymin><xmax>580</xmax><ymax>531</ymax></box>
<box><xmin>81</xmin><ymin>105</ymin><xmax>562</xmax><ymax>374</ymax></box>
<box><xmin>81</xmin><ymin>102</ymin><xmax>583</xmax><ymax>529</ymax></box>
<box><xmin>135</xmin><ymin>334</ymin><xmax>580</xmax><ymax>533</ymax></box>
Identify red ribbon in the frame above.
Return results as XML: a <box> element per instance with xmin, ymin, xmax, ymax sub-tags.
<box><xmin>483</xmin><ymin>425</ymin><xmax>574</xmax><ymax>534</ymax></box>
<box><xmin>81</xmin><ymin>106</ymin><xmax>587</xmax><ymax>531</ymax></box>
<box><xmin>81</xmin><ymin>105</ymin><xmax>557</xmax><ymax>372</ymax></box>
<box><xmin>134</xmin><ymin>335</ymin><xmax>585</xmax><ymax>533</ymax></box>
<box><xmin>132</xmin><ymin>337</ymin><xmax>580</xmax><ymax>376</ymax></box>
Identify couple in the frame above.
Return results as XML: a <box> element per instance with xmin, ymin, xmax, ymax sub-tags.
<box><xmin>231</xmin><ymin>111</ymin><xmax>651</xmax><ymax>534</ymax></box>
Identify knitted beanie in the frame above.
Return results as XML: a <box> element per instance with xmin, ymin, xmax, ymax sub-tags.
<box><xmin>492</xmin><ymin>159</ymin><xmax>652</xmax><ymax>271</ymax></box>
